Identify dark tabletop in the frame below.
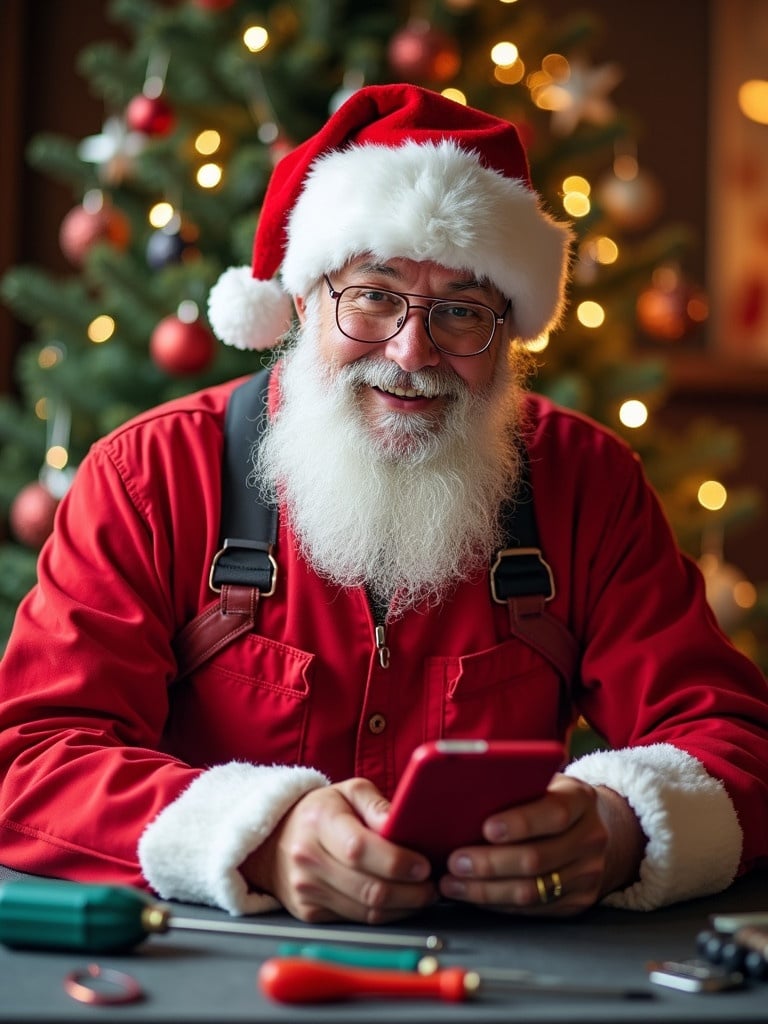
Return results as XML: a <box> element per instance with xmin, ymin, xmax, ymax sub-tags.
<box><xmin>1</xmin><ymin>863</ymin><xmax>767</xmax><ymax>1023</ymax></box>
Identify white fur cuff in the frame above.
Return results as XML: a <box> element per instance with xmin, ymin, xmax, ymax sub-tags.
<box><xmin>138</xmin><ymin>762</ymin><xmax>329</xmax><ymax>914</ymax></box>
<box><xmin>566</xmin><ymin>743</ymin><xmax>742</xmax><ymax>910</ymax></box>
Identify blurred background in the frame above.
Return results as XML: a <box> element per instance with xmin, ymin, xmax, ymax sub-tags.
<box><xmin>0</xmin><ymin>0</ymin><xmax>766</xmax><ymax>670</ymax></box>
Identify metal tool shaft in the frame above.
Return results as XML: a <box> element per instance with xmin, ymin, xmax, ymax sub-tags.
<box><xmin>475</xmin><ymin>969</ymin><xmax>653</xmax><ymax>999</ymax></box>
<box><xmin>168</xmin><ymin>914</ymin><xmax>444</xmax><ymax>950</ymax></box>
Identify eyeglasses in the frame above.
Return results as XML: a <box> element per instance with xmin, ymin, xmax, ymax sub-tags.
<box><xmin>323</xmin><ymin>275</ymin><xmax>510</xmax><ymax>357</ymax></box>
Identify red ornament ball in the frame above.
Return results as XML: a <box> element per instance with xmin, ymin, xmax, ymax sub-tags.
<box><xmin>192</xmin><ymin>0</ymin><xmax>234</xmax><ymax>8</ymax></box>
<box><xmin>59</xmin><ymin>202</ymin><xmax>131</xmax><ymax>266</ymax></box>
<box><xmin>150</xmin><ymin>315</ymin><xmax>216</xmax><ymax>376</ymax></box>
<box><xmin>125</xmin><ymin>93</ymin><xmax>176</xmax><ymax>137</ymax></box>
<box><xmin>9</xmin><ymin>481</ymin><xmax>60</xmax><ymax>550</ymax></box>
<box><xmin>388</xmin><ymin>19</ymin><xmax>461</xmax><ymax>82</ymax></box>
<box><xmin>636</xmin><ymin>269</ymin><xmax>709</xmax><ymax>341</ymax></box>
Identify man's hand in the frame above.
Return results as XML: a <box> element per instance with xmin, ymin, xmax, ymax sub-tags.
<box><xmin>239</xmin><ymin>778</ymin><xmax>436</xmax><ymax>923</ymax></box>
<box><xmin>436</xmin><ymin>775</ymin><xmax>646</xmax><ymax>916</ymax></box>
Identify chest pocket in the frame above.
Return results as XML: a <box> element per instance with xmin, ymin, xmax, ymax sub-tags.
<box><xmin>163</xmin><ymin>632</ymin><xmax>313</xmax><ymax>768</ymax></box>
<box><xmin>424</xmin><ymin>635</ymin><xmax>569</xmax><ymax>742</ymax></box>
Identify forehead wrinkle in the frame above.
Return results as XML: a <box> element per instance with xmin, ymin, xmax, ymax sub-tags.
<box><xmin>348</xmin><ymin>259</ymin><xmax>488</xmax><ymax>295</ymax></box>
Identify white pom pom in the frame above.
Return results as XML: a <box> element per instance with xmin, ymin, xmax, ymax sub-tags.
<box><xmin>207</xmin><ymin>266</ymin><xmax>294</xmax><ymax>351</ymax></box>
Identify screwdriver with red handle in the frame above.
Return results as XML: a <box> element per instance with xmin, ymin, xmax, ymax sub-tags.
<box><xmin>258</xmin><ymin>956</ymin><xmax>655</xmax><ymax>1004</ymax></box>
<box><xmin>261</xmin><ymin>957</ymin><xmax>472</xmax><ymax>1003</ymax></box>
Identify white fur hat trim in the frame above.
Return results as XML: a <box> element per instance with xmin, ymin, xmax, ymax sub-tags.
<box><xmin>282</xmin><ymin>140</ymin><xmax>571</xmax><ymax>343</ymax></box>
<box><xmin>208</xmin><ymin>139</ymin><xmax>571</xmax><ymax>351</ymax></box>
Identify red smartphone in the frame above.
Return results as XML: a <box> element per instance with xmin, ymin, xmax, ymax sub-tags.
<box><xmin>379</xmin><ymin>739</ymin><xmax>565</xmax><ymax>868</ymax></box>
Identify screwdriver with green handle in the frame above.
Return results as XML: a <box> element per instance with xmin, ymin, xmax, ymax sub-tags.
<box><xmin>0</xmin><ymin>878</ymin><xmax>443</xmax><ymax>953</ymax></box>
<box><xmin>277</xmin><ymin>941</ymin><xmax>431</xmax><ymax>972</ymax></box>
<box><xmin>272</xmin><ymin>944</ymin><xmax>657</xmax><ymax>1001</ymax></box>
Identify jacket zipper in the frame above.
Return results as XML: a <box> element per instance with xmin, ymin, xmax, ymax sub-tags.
<box><xmin>374</xmin><ymin>622</ymin><xmax>391</xmax><ymax>669</ymax></box>
<box><xmin>367</xmin><ymin>589</ymin><xmax>391</xmax><ymax>669</ymax></box>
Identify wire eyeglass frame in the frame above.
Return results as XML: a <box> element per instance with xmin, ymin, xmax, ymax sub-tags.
<box><xmin>323</xmin><ymin>274</ymin><xmax>511</xmax><ymax>357</ymax></box>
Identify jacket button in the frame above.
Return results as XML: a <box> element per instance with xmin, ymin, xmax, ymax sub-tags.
<box><xmin>368</xmin><ymin>713</ymin><xmax>386</xmax><ymax>734</ymax></box>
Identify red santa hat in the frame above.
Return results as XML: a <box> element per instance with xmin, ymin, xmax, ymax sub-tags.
<box><xmin>208</xmin><ymin>83</ymin><xmax>572</xmax><ymax>351</ymax></box>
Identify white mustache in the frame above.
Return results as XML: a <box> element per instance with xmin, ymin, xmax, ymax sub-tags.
<box><xmin>337</xmin><ymin>357</ymin><xmax>466</xmax><ymax>400</ymax></box>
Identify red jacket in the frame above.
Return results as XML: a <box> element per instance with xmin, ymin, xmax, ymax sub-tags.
<box><xmin>1</xmin><ymin>376</ymin><xmax>767</xmax><ymax>910</ymax></box>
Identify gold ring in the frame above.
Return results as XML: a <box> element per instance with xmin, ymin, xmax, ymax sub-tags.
<box><xmin>535</xmin><ymin>871</ymin><xmax>564</xmax><ymax>904</ymax></box>
<box><xmin>535</xmin><ymin>875</ymin><xmax>548</xmax><ymax>903</ymax></box>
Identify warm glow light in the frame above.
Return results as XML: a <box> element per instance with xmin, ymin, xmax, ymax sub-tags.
<box><xmin>243</xmin><ymin>25</ymin><xmax>269</xmax><ymax>52</ymax></box>
<box><xmin>527</xmin><ymin>70</ymin><xmax>551</xmax><ymax>91</ymax></box>
<box><xmin>542</xmin><ymin>53</ymin><xmax>569</xmax><ymax>79</ymax></box>
<box><xmin>196</xmin><ymin>163</ymin><xmax>223</xmax><ymax>188</ymax></box>
<box><xmin>738</xmin><ymin>79</ymin><xmax>768</xmax><ymax>125</ymax></box>
<box><xmin>698</xmin><ymin>480</ymin><xmax>727</xmax><ymax>511</ymax></box>
<box><xmin>563</xmin><ymin>175</ymin><xmax>590</xmax><ymax>195</ymax></box>
<box><xmin>149</xmin><ymin>202</ymin><xmax>175</xmax><ymax>228</ymax></box>
<box><xmin>491</xmin><ymin>41</ymin><xmax>519</xmax><ymax>67</ymax></box>
<box><xmin>521</xmin><ymin>333</ymin><xmax>549</xmax><ymax>353</ymax></box>
<box><xmin>733</xmin><ymin>580</ymin><xmax>757</xmax><ymax>609</ymax></box>
<box><xmin>35</xmin><ymin>398</ymin><xmax>47</xmax><ymax>420</ymax></box>
<box><xmin>87</xmin><ymin>315</ymin><xmax>115</xmax><ymax>344</ymax></box>
<box><xmin>533</xmin><ymin>84</ymin><xmax>571</xmax><ymax>111</ymax></box>
<box><xmin>594</xmin><ymin>236</ymin><xmax>619</xmax><ymax>264</ymax></box>
<box><xmin>195</xmin><ymin>130</ymin><xmax>221</xmax><ymax>155</ymax></box>
<box><xmin>88</xmin><ymin>315</ymin><xmax>115</xmax><ymax>344</ymax></box>
<box><xmin>576</xmin><ymin>300</ymin><xmax>605</xmax><ymax>328</ymax></box>
<box><xmin>494</xmin><ymin>61</ymin><xmax>524</xmax><ymax>85</ymax></box>
<box><xmin>38</xmin><ymin>345</ymin><xmax>64</xmax><ymax>369</ymax></box>
<box><xmin>619</xmin><ymin>399</ymin><xmax>648</xmax><ymax>428</ymax></box>
<box><xmin>563</xmin><ymin>192</ymin><xmax>590</xmax><ymax>217</ymax></box>
<box><xmin>441</xmin><ymin>88</ymin><xmax>466</xmax><ymax>105</ymax></box>
<box><xmin>46</xmin><ymin>445</ymin><xmax>69</xmax><ymax>470</ymax></box>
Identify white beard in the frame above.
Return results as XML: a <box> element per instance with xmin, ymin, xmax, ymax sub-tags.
<box><xmin>254</xmin><ymin>317</ymin><xmax>525</xmax><ymax>616</ymax></box>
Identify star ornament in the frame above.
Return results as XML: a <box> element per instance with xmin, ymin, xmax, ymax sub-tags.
<box><xmin>546</xmin><ymin>58</ymin><xmax>623</xmax><ymax>136</ymax></box>
<box><xmin>78</xmin><ymin>116</ymin><xmax>147</xmax><ymax>185</ymax></box>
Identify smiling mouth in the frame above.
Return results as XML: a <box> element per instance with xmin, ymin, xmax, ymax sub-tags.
<box><xmin>376</xmin><ymin>382</ymin><xmax>433</xmax><ymax>400</ymax></box>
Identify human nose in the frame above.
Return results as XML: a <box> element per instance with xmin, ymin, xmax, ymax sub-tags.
<box><xmin>381</xmin><ymin>304</ymin><xmax>441</xmax><ymax>371</ymax></box>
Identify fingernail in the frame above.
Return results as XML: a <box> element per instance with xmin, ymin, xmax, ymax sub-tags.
<box><xmin>453</xmin><ymin>855</ymin><xmax>473</xmax><ymax>876</ymax></box>
<box><xmin>485</xmin><ymin>821</ymin><xmax>508</xmax><ymax>842</ymax></box>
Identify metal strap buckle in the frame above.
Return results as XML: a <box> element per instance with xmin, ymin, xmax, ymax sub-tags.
<box><xmin>208</xmin><ymin>538</ymin><xmax>278</xmax><ymax>596</ymax></box>
<box><xmin>490</xmin><ymin>546</ymin><xmax>556</xmax><ymax>605</ymax></box>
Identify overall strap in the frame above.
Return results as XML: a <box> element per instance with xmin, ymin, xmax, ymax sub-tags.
<box><xmin>209</xmin><ymin>367</ymin><xmax>277</xmax><ymax>594</ymax></box>
<box><xmin>173</xmin><ymin>368</ymin><xmax>275</xmax><ymax>680</ymax></box>
<box><xmin>175</xmin><ymin>373</ymin><xmax>580</xmax><ymax>684</ymax></box>
<box><xmin>490</xmin><ymin>453</ymin><xmax>581</xmax><ymax>683</ymax></box>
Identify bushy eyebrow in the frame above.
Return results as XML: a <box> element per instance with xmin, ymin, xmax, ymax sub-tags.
<box><xmin>350</xmin><ymin>261</ymin><xmax>486</xmax><ymax>295</ymax></box>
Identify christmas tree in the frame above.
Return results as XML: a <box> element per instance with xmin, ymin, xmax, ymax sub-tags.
<box><xmin>1</xmin><ymin>0</ymin><xmax>765</xmax><ymax>670</ymax></box>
